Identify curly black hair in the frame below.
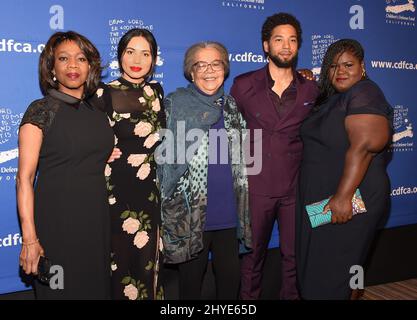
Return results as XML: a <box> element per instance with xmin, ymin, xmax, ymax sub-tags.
<box><xmin>316</xmin><ymin>38</ymin><xmax>366</xmax><ymax>106</ymax></box>
<box><xmin>261</xmin><ymin>12</ymin><xmax>302</xmax><ymax>55</ymax></box>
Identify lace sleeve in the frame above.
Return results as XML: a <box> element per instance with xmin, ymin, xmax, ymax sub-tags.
<box><xmin>20</xmin><ymin>98</ymin><xmax>53</xmax><ymax>135</ymax></box>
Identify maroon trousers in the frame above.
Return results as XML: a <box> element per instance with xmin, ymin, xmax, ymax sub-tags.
<box><xmin>240</xmin><ymin>193</ymin><xmax>299</xmax><ymax>300</ymax></box>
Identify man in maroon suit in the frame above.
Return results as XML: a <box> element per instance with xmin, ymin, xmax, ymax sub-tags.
<box><xmin>230</xmin><ymin>13</ymin><xmax>319</xmax><ymax>300</ymax></box>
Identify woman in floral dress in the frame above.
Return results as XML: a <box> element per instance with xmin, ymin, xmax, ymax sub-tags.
<box><xmin>100</xmin><ymin>29</ymin><xmax>165</xmax><ymax>300</ymax></box>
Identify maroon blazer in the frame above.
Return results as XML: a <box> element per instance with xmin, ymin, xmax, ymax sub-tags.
<box><xmin>231</xmin><ymin>66</ymin><xmax>319</xmax><ymax>197</ymax></box>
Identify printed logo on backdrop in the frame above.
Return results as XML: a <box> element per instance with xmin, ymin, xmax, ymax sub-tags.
<box><xmin>0</xmin><ymin>108</ymin><xmax>22</xmax><ymax>183</ymax></box>
<box><xmin>390</xmin><ymin>104</ymin><xmax>414</xmax><ymax>152</ymax></box>
<box><xmin>0</xmin><ymin>5</ymin><xmax>61</xmax><ymax>55</ymax></box>
<box><xmin>108</xmin><ymin>18</ymin><xmax>164</xmax><ymax>84</ymax></box>
<box><xmin>221</xmin><ymin>0</ymin><xmax>265</xmax><ymax>10</ymax></box>
<box><xmin>311</xmin><ymin>34</ymin><xmax>337</xmax><ymax>80</ymax></box>
<box><xmin>0</xmin><ymin>39</ymin><xmax>44</xmax><ymax>54</ymax></box>
<box><xmin>386</xmin><ymin>0</ymin><xmax>416</xmax><ymax>26</ymax></box>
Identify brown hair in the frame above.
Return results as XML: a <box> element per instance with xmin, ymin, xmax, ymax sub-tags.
<box><xmin>39</xmin><ymin>31</ymin><xmax>102</xmax><ymax>98</ymax></box>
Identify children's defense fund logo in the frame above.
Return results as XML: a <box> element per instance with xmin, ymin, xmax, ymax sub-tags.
<box><xmin>221</xmin><ymin>0</ymin><xmax>265</xmax><ymax>10</ymax></box>
<box><xmin>386</xmin><ymin>0</ymin><xmax>416</xmax><ymax>26</ymax></box>
<box><xmin>390</xmin><ymin>105</ymin><xmax>414</xmax><ymax>152</ymax></box>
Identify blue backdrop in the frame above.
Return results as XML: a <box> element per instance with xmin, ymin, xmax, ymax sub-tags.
<box><xmin>0</xmin><ymin>0</ymin><xmax>416</xmax><ymax>294</ymax></box>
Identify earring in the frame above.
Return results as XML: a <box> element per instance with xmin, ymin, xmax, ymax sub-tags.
<box><xmin>53</xmin><ymin>76</ymin><xmax>57</xmax><ymax>81</ymax></box>
<box><xmin>362</xmin><ymin>68</ymin><xmax>366</xmax><ymax>78</ymax></box>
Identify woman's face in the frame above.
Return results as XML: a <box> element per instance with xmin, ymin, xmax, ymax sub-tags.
<box><xmin>190</xmin><ymin>47</ymin><xmax>225</xmax><ymax>95</ymax></box>
<box><xmin>53</xmin><ymin>40</ymin><xmax>90</xmax><ymax>99</ymax></box>
<box><xmin>121</xmin><ymin>36</ymin><xmax>153</xmax><ymax>84</ymax></box>
<box><xmin>329</xmin><ymin>50</ymin><xmax>364</xmax><ymax>93</ymax></box>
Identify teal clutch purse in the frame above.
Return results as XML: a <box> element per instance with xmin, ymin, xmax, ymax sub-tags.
<box><xmin>305</xmin><ymin>189</ymin><xmax>366</xmax><ymax>228</ymax></box>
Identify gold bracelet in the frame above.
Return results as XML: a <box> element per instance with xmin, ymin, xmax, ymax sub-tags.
<box><xmin>22</xmin><ymin>238</ymin><xmax>39</xmax><ymax>246</ymax></box>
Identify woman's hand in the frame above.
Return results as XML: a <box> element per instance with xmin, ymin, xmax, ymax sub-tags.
<box><xmin>20</xmin><ymin>240</ymin><xmax>45</xmax><ymax>275</ymax></box>
<box><xmin>323</xmin><ymin>194</ymin><xmax>353</xmax><ymax>224</ymax></box>
<box><xmin>107</xmin><ymin>147</ymin><xmax>122</xmax><ymax>163</ymax></box>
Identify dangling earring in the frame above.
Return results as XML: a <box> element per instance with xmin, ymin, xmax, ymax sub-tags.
<box><xmin>361</xmin><ymin>68</ymin><xmax>366</xmax><ymax>78</ymax></box>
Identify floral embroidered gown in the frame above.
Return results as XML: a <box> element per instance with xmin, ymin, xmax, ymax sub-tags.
<box><xmin>101</xmin><ymin>77</ymin><xmax>165</xmax><ymax>300</ymax></box>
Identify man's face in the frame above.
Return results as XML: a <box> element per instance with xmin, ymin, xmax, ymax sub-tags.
<box><xmin>263</xmin><ymin>24</ymin><xmax>299</xmax><ymax>68</ymax></box>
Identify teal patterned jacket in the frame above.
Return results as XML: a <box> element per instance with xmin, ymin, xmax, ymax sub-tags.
<box><xmin>156</xmin><ymin>84</ymin><xmax>252</xmax><ymax>264</ymax></box>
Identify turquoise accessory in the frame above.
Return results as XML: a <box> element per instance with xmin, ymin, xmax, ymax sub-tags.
<box><xmin>306</xmin><ymin>189</ymin><xmax>366</xmax><ymax>228</ymax></box>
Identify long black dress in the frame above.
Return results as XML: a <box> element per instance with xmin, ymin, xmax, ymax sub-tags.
<box><xmin>102</xmin><ymin>78</ymin><xmax>165</xmax><ymax>300</ymax></box>
<box><xmin>296</xmin><ymin>80</ymin><xmax>393</xmax><ymax>299</ymax></box>
<box><xmin>20</xmin><ymin>89</ymin><xmax>114</xmax><ymax>299</ymax></box>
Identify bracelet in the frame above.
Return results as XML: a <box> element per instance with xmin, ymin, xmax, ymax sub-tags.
<box><xmin>22</xmin><ymin>238</ymin><xmax>39</xmax><ymax>246</ymax></box>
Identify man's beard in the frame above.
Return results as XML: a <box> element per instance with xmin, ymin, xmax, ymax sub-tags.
<box><xmin>268</xmin><ymin>52</ymin><xmax>298</xmax><ymax>68</ymax></box>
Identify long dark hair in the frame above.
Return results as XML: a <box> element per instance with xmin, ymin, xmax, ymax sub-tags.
<box><xmin>316</xmin><ymin>38</ymin><xmax>366</xmax><ymax>106</ymax></box>
<box><xmin>39</xmin><ymin>31</ymin><xmax>102</xmax><ymax>98</ymax></box>
<box><xmin>117</xmin><ymin>28</ymin><xmax>158</xmax><ymax>80</ymax></box>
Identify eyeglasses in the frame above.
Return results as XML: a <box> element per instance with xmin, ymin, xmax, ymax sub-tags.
<box><xmin>193</xmin><ymin>60</ymin><xmax>224</xmax><ymax>73</ymax></box>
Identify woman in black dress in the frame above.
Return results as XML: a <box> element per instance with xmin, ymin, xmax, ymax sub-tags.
<box><xmin>101</xmin><ymin>29</ymin><xmax>165</xmax><ymax>300</ymax></box>
<box><xmin>17</xmin><ymin>31</ymin><xmax>114</xmax><ymax>299</ymax></box>
<box><xmin>296</xmin><ymin>39</ymin><xmax>393</xmax><ymax>299</ymax></box>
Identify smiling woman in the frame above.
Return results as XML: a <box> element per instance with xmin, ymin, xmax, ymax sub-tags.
<box><xmin>296</xmin><ymin>39</ymin><xmax>393</xmax><ymax>300</ymax></box>
<box><xmin>188</xmin><ymin>47</ymin><xmax>227</xmax><ymax>95</ymax></box>
<box><xmin>17</xmin><ymin>31</ymin><xmax>114</xmax><ymax>299</ymax></box>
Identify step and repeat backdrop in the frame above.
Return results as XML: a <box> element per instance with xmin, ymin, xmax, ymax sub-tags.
<box><xmin>0</xmin><ymin>0</ymin><xmax>416</xmax><ymax>294</ymax></box>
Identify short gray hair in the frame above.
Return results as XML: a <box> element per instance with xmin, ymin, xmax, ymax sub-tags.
<box><xmin>183</xmin><ymin>41</ymin><xmax>230</xmax><ymax>82</ymax></box>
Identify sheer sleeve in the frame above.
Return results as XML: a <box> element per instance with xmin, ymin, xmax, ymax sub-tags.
<box><xmin>20</xmin><ymin>98</ymin><xmax>54</xmax><ymax>136</ymax></box>
<box><xmin>343</xmin><ymin>79</ymin><xmax>393</xmax><ymax>120</ymax></box>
